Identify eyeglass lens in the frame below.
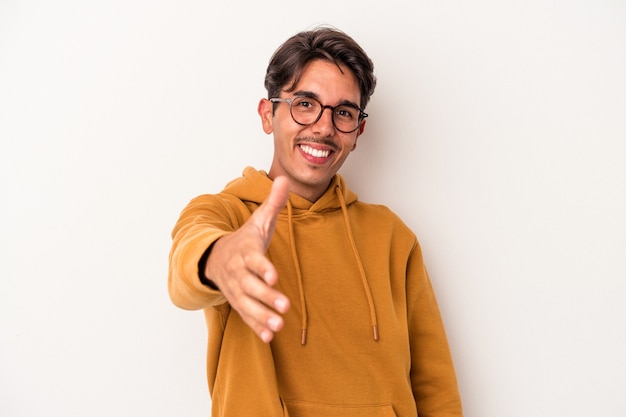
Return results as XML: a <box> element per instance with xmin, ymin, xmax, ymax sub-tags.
<box><xmin>290</xmin><ymin>97</ymin><xmax>360</xmax><ymax>133</ymax></box>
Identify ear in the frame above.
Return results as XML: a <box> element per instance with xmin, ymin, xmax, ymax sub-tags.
<box><xmin>351</xmin><ymin>120</ymin><xmax>366</xmax><ymax>151</ymax></box>
<box><xmin>258</xmin><ymin>99</ymin><xmax>274</xmax><ymax>134</ymax></box>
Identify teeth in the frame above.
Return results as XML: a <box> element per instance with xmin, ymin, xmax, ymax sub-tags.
<box><xmin>301</xmin><ymin>145</ymin><xmax>330</xmax><ymax>158</ymax></box>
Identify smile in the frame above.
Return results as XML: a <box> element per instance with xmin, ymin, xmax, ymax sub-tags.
<box><xmin>300</xmin><ymin>144</ymin><xmax>331</xmax><ymax>158</ymax></box>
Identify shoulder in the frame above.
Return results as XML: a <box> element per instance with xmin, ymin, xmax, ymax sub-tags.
<box><xmin>184</xmin><ymin>192</ymin><xmax>245</xmax><ymax>213</ymax></box>
<box><xmin>180</xmin><ymin>192</ymin><xmax>256</xmax><ymax>229</ymax></box>
<box><xmin>350</xmin><ymin>201</ymin><xmax>416</xmax><ymax>236</ymax></box>
<box><xmin>351</xmin><ymin>201</ymin><xmax>406</xmax><ymax>222</ymax></box>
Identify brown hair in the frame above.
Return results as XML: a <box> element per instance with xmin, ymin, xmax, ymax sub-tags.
<box><xmin>264</xmin><ymin>27</ymin><xmax>376</xmax><ymax>110</ymax></box>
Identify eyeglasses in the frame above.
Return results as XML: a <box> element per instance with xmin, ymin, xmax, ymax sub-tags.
<box><xmin>269</xmin><ymin>96</ymin><xmax>368</xmax><ymax>133</ymax></box>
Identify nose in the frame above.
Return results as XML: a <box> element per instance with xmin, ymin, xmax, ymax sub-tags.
<box><xmin>312</xmin><ymin>107</ymin><xmax>336</xmax><ymax>135</ymax></box>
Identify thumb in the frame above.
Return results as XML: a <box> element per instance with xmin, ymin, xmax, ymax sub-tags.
<box><xmin>253</xmin><ymin>176</ymin><xmax>290</xmax><ymax>244</ymax></box>
<box><xmin>265</xmin><ymin>176</ymin><xmax>290</xmax><ymax>213</ymax></box>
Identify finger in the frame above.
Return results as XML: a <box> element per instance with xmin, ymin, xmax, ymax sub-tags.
<box><xmin>251</xmin><ymin>176</ymin><xmax>290</xmax><ymax>244</ymax></box>
<box><xmin>217</xmin><ymin>259</ymin><xmax>290</xmax><ymax>315</ymax></box>
<box><xmin>265</xmin><ymin>176</ymin><xmax>290</xmax><ymax>213</ymax></box>
<box><xmin>243</xmin><ymin>249</ymin><xmax>280</xmax><ymax>287</ymax></box>
<box><xmin>222</xmin><ymin>268</ymin><xmax>290</xmax><ymax>341</ymax></box>
<box><xmin>233</xmin><ymin>292</ymin><xmax>286</xmax><ymax>342</ymax></box>
<box><xmin>236</xmin><ymin>268</ymin><xmax>290</xmax><ymax>314</ymax></box>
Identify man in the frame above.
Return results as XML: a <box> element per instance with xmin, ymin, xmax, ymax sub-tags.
<box><xmin>168</xmin><ymin>27</ymin><xmax>463</xmax><ymax>417</ymax></box>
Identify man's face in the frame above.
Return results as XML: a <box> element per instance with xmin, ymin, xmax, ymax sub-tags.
<box><xmin>258</xmin><ymin>59</ymin><xmax>365</xmax><ymax>202</ymax></box>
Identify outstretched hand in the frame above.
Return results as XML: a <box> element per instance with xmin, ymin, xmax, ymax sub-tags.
<box><xmin>204</xmin><ymin>176</ymin><xmax>291</xmax><ymax>343</ymax></box>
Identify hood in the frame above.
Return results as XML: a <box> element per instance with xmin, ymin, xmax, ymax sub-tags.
<box><xmin>223</xmin><ymin>167</ymin><xmax>378</xmax><ymax>345</ymax></box>
<box><xmin>222</xmin><ymin>166</ymin><xmax>359</xmax><ymax>213</ymax></box>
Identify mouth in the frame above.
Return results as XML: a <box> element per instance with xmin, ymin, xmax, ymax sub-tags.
<box><xmin>299</xmin><ymin>144</ymin><xmax>331</xmax><ymax>159</ymax></box>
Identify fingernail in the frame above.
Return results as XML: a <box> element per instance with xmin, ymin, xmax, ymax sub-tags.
<box><xmin>274</xmin><ymin>298</ymin><xmax>287</xmax><ymax>312</ymax></box>
<box><xmin>268</xmin><ymin>316</ymin><xmax>281</xmax><ymax>331</ymax></box>
<box><xmin>260</xmin><ymin>330</ymin><xmax>273</xmax><ymax>343</ymax></box>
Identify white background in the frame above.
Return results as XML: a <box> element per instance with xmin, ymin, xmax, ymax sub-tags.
<box><xmin>1</xmin><ymin>1</ymin><xmax>625</xmax><ymax>416</ymax></box>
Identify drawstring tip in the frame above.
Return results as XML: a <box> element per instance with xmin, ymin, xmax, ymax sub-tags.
<box><xmin>301</xmin><ymin>329</ymin><xmax>307</xmax><ymax>345</ymax></box>
<box><xmin>372</xmin><ymin>325</ymin><xmax>379</xmax><ymax>341</ymax></box>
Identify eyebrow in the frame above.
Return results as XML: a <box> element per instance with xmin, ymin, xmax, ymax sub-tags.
<box><xmin>293</xmin><ymin>90</ymin><xmax>361</xmax><ymax>109</ymax></box>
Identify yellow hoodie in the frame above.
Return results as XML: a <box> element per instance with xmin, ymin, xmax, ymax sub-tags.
<box><xmin>169</xmin><ymin>167</ymin><xmax>463</xmax><ymax>417</ymax></box>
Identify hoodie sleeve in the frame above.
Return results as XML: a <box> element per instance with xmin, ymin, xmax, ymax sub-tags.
<box><xmin>168</xmin><ymin>194</ymin><xmax>245</xmax><ymax>310</ymax></box>
<box><xmin>407</xmin><ymin>240</ymin><xmax>464</xmax><ymax>417</ymax></box>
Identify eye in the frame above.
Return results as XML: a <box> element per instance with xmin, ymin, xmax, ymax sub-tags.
<box><xmin>335</xmin><ymin>106</ymin><xmax>357</xmax><ymax>120</ymax></box>
<box><xmin>293</xmin><ymin>98</ymin><xmax>318</xmax><ymax>111</ymax></box>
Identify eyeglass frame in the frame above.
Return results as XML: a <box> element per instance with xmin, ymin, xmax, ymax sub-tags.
<box><xmin>269</xmin><ymin>96</ymin><xmax>368</xmax><ymax>133</ymax></box>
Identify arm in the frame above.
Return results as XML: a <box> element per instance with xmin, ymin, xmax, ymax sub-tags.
<box><xmin>168</xmin><ymin>177</ymin><xmax>291</xmax><ymax>342</ymax></box>
<box><xmin>407</xmin><ymin>241</ymin><xmax>464</xmax><ymax>417</ymax></box>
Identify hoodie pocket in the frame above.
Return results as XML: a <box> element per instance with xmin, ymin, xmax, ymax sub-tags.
<box><xmin>282</xmin><ymin>400</ymin><xmax>397</xmax><ymax>417</ymax></box>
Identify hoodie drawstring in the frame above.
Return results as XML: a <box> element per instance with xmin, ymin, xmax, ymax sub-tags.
<box><xmin>286</xmin><ymin>189</ymin><xmax>380</xmax><ymax>344</ymax></box>
<box><xmin>335</xmin><ymin>186</ymin><xmax>380</xmax><ymax>341</ymax></box>
<box><xmin>287</xmin><ymin>201</ymin><xmax>309</xmax><ymax>345</ymax></box>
